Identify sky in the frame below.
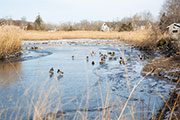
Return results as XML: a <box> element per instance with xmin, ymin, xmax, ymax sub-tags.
<box><xmin>0</xmin><ymin>0</ymin><xmax>165</xmax><ymax>24</ymax></box>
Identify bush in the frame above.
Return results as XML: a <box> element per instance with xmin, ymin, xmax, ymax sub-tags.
<box><xmin>118</xmin><ymin>22</ymin><xmax>133</xmax><ymax>32</ymax></box>
<box><xmin>157</xmin><ymin>37</ymin><xmax>179</xmax><ymax>57</ymax></box>
<box><xmin>0</xmin><ymin>25</ymin><xmax>22</xmax><ymax>59</ymax></box>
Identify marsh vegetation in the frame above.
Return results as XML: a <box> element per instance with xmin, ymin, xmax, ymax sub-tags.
<box><xmin>0</xmin><ymin>25</ymin><xmax>22</xmax><ymax>59</ymax></box>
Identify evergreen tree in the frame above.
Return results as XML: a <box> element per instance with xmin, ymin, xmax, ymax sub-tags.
<box><xmin>34</xmin><ymin>14</ymin><xmax>43</xmax><ymax>30</ymax></box>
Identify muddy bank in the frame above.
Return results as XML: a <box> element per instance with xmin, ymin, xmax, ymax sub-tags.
<box><xmin>0</xmin><ymin>48</ymin><xmax>52</xmax><ymax>65</ymax></box>
<box><xmin>140</xmin><ymin>38</ymin><xmax>180</xmax><ymax>85</ymax></box>
<box><xmin>142</xmin><ymin>55</ymin><xmax>180</xmax><ymax>86</ymax></box>
<box><xmin>142</xmin><ymin>55</ymin><xmax>180</xmax><ymax>119</ymax></box>
<box><xmin>0</xmin><ymin>52</ymin><xmax>22</xmax><ymax>60</ymax></box>
<box><xmin>139</xmin><ymin>38</ymin><xmax>180</xmax><ymax>119</ymax></box>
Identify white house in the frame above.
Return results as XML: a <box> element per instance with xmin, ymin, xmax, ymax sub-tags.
<box><xmin>48</xmin><ymin>28</ymin><xmax>57</xmax><ymax>32</ymax></box>
<box><xmin>167</xmin><ymin>23</ymin><xmax>180</xmax><ymax>39</ymax></box>
<box><xmin>101</xmin><ymin>23</ymin><xmax>110</xmax><ymax>32</ymax></box>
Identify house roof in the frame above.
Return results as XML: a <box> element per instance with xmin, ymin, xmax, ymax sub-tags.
<box><xmin>174</xmin><ymin>23</ymin><xmax>180</xmax><ymax>28</ymax></box>
<box><xmin>167</xmin><ymin>23</ymin><xmax>180</xmax><ymax>28</ymax></box>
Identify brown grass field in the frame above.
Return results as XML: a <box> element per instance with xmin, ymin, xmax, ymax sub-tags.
<box><xmin>21</xmin><ymin>30</ymin><xmax>151</xmax><ymax>43</ymax></box>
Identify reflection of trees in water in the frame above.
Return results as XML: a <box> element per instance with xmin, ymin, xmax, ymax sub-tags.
<box><xmin>0</xmin><ymin>62</ymin><xmax>22</xmax><ymax>87</ymax></box>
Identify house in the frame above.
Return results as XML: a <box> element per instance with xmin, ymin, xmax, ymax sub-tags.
<box><xmin>101</xmin><ymin>21</ymin><xmax>152</xmax><ymax>31</ymax></box>
<box><xmin>105</xmin><ymin>22</ymin><xmax>122</xmax><ymax>31</ymax></box>
<box><xmin>101</xmin><ymin>23</ymin><xmax>110</xmax><ymax>32</ymax></box>
<box><xmin>133</xmin><ymin>21</ymin><xmax>152</xmax><ymax>30</ymax></box>
<box><xmin>48</xmin><ymin>28</ymin><xmax>57</xmax><ymax>32</ymax></box>
<box><xmin>167</xmin><ymin>23</ymin><xmax>180</xmax><ymax>39</ymax></box>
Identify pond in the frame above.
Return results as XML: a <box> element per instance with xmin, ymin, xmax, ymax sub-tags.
<box><xmin>0</xmin><ymin>39</ymin><xmax>176</xmax><ymax>120</ymax></box>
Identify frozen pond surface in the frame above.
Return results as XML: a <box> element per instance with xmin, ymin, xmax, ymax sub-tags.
<box><xmin>0</xmin><ymin>39</ymin><xmax>176</xmax><ymax>120</ymax></box>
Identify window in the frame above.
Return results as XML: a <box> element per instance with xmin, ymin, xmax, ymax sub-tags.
<box><xmin>172</xmin><ymin>30</ymin><xmax>178</xmax><ymax>33</ymax></box>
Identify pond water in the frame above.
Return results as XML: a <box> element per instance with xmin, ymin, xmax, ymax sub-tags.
<box><xmin>0</xmin><ymin>39</ymin><xmax>176</xmax><ymax>120</ymax></box>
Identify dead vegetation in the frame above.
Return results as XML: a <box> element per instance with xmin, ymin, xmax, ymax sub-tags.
<box><xmin>21</xmin><ymin>30</ymin><xmax>150</xmax><ymax>43</ymax></box>
<box><xmin>0</xmin><ymin>25</ymin><xmax>22</xmax><ymax>59</ymax></box>
<box><xmin>152</xmin><ymin>89</ymin><xmax>180</xmax><ymax>120</ymax></box>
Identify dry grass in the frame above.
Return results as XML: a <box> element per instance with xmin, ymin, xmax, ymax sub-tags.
<box><xmin>135</xmin><ymin>27</ymin><xmax>164</xmax><ymax>50</ymax></box>
<box><xmin>21</xmin><ymin>30</ymin><xmax>151</xmax><ymax>43</ymax></box>
<box><xmin>0</xmin><ymin>25</ymin><xmax>22</xmax><ymax>59</ymax></box>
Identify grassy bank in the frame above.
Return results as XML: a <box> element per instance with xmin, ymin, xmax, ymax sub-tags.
<box><xmin>141</xmin><ymin>36</ymin><xmax>180</xmax><ymax>119</ymax></box>
<box><xmin>0</xmin><ymin>26</ymin><xmax>22</xmax><ymax>59</ymax></box>
<box><xmin>21</xmin><ymin>30</ymin><xmax>150</xmax><ymax>43</ymax></box>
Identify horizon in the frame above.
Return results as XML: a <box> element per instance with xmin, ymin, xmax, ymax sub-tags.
<box><xmin>0</xmin><ymin>0</ymin><xmax>165</xmax><ymax>24</ymax></box>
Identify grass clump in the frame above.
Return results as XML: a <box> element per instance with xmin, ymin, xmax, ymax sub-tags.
<box><xmin>0</xmin><ymin>25</ymin><xmax>22</xmax><ymax>59</ymax></box>
<box><xmin>135</xmin><ymin>26</ymin><xmax>163</xmax><ymax>51</ymax></box>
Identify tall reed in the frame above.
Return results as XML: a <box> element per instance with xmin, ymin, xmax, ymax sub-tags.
<box><xmin>0</xmin><ymin>25</ymin><xmax>22</xmax><ymax>59</ymax></box>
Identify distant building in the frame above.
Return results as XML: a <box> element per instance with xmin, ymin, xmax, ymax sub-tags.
<box><xmin>101</xmin><ymin>23</ymin><xmax>110</xmax><ymax>32</ymax></box>
<box><xmin>167</xmin><ymin>23</ymin><xmax>180</xmax><ymax>39</ymax></box>
<box><xmin>133</xmin><ymin>21</ymin><xmax>152</xmax><ymax>30</ymax></box>
<box><xmin>21</xmin><ymin>25</ymin><xmax>27</xmax><ymax>30</ymax></box>
<box><xmin>48</xmin><ymin>28</ymin><xmax>57</xmax><ymax>32</ymax></box>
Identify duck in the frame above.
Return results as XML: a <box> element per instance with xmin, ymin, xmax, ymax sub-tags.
<box><xmin>107</xmin><ymin>52</ymin><xmax>112</xmax><ymax>55</ymax></box>
<box><xmin>123</xmin><ymin>60</ymin><xmax>126</xmax><ymax>65</ymax></box>
<box><xmin>86</xmin><ymin>56</ymin><xmax>89</xmax><ymax>62</ymax></box>
<box><xmin>100</xmin><ymin>53</ymin><xmax>104</xmax><ymax>57</ymax></box>
<box><xmin>91</xmin><ymin>51</ymin><xmax>95</xmax><ymax>56</ymax></box>
<box><xmin>102</xmin><ymin>56</ymin><xmax>106</xmax><ymax>60</ymax></box>
<box><xmin>57</xmin><ymin>69</ymin><xmax>64</xmax><ymax>76</ymax></box>
<box><xmin>110</xmin><ymin>52</ymin><xmax>115</xmax><ymax>57</ymax></box>
<box><xmin>101</xmin><ymin>57</ymin><xmax>105</xmax><ymax>61</ymax></box>
<box><xmin>99</xmin><ymin>61</ymin><xmax>104</xmax><ymax>65</ymax></box>
<box><xmin>103</xmin><ymin>55</ymin><xmax>108</xmax><ymax>59</ymax></box>
<box><xmin>114</xmin><ymin>57</ymin><xmax>117</xmax><ymax>61</ymax></box>
<box><xmin>119</xmin><ymin>60</ymin><xmax>126</xmax><ymax>65</ymax></box>
<box><xmin>72</xmin><ymin>56</ymin><xmax>74</xmax><ymax>60</ymax></box>
<box><xmin>49</xmin><ymin>67</ymin><xmax>54</xmax><ymax>76</ymax></box>
<box><xmin>119</xmin><ymin>60</ymin><xmax>123</xmax><ymax>64</ymax></box>
<box><xmin>109</xmin><ymin>57</ymin><xmax>113</xmax><ymax>60</ymax></box>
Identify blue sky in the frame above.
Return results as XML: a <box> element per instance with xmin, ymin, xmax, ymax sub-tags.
<box><xmin>0</xmin><ymin>0</ymin><xmax>165</xmax><ymax>24</ymax></box>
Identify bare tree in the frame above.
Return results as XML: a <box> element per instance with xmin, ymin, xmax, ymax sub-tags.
<box><xmin>141</xmin><ymin>11</ymin><xmax>153</xmax><ymax>22</ymax></box>
<box><xmin>159</xmin><ymin>0</ymin><xmax>180</xmax><ymax>32</ymax></box>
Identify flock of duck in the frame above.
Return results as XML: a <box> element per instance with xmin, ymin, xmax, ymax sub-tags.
<box><xmin>48</xmin><ymin>50</ymin><xmax>149</xmax><ymax>78</ymax></box>
<box><xmin>72</xmin><ymin>51</ymin><xmax>126</xmax><ymax>65</ymax></box>
<box><xmin>49</xmin><ymin>50</ymin><xmax>126</xmax><ymax>78</ymax></box>
<box><xmin>49</xmin><ymin>67</ymin><xmax>64</xmax><ymax>78</ymax></box>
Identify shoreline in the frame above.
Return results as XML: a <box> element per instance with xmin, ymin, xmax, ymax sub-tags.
<box><xmin>140</xmin><ymin>41</ymin><xmax>180</xmax><ymax>119</ymax></box>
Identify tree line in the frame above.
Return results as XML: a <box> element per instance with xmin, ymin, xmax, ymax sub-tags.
<box><xmin>0</xmin><ymin>11</ymin><xmax>154</xmax><ymax>32</ymax></box>
<box><xmin>1</xmin><ymin>0</ymin><xmax>179</xmax><ymax>32</ymax></box>
<box><xmin>159</xmin><ymin>0</ymin><xmax>180</xmax><ymax>33</ymax></box>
